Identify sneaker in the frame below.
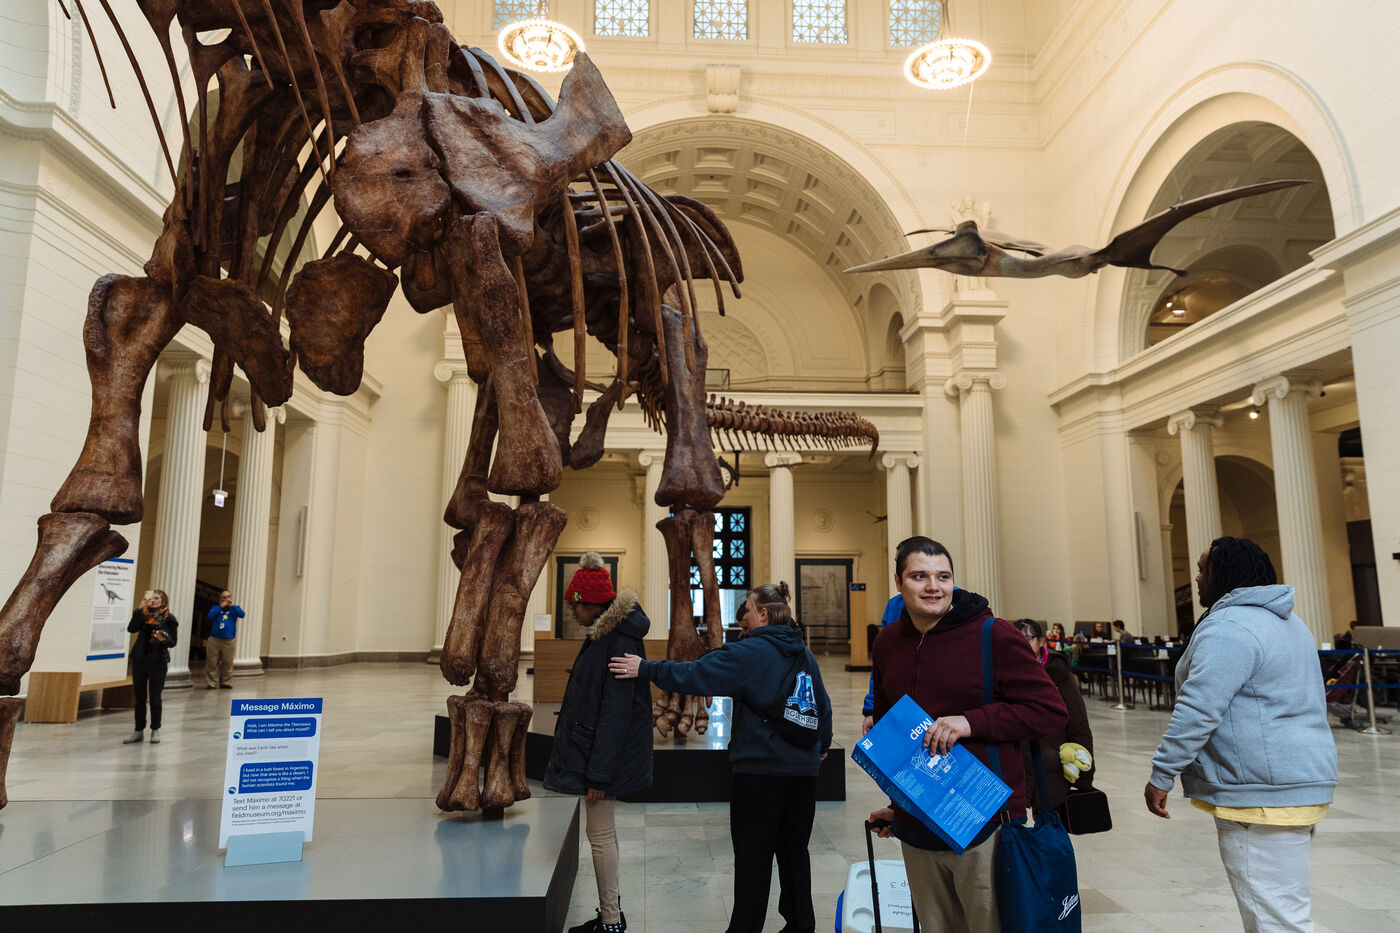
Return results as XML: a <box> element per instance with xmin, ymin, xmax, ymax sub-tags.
<box><xmin>220</xmin><ymin>684</ymin><xmax>233</xmax><ymax>689</ymax></box>
<box><xmin>567</xmin><ymin>910</ymin><xmax>626</xmax><ymax>933</ymax></box>
<box><xmin>206</xmin><ymin>685</ymin><xmax>217</xmax><ymax>690</ymax></box>
<box><xmin>122</xmin><ymin>730</ymin><xmax>143</xmax><ymax>744</ymax></box>
<box><xmin>150</xmin><ymin>729</ymin><xmax>160</xmax><ymax>744</ymax></box>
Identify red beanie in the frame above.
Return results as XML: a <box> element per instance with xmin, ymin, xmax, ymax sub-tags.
<box><xmin>565</xmin><ymin>551</ymin><xmax>615</xmax><ymax>604</ymax></box>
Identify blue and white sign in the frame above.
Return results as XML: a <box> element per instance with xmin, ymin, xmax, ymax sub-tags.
<box><xmin>219</xmin><ymin>698</ymin><xmax>323</xmax><ymax>848</ymax></box>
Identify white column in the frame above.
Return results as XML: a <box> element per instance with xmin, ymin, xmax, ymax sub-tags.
<box><xmin>1161</xmin><ymin>524</ymin><xmax>1179</xmax><ymax>630</ymax></box>
<box><xmin>946</xmin><ymin>371</ymin><xmax>1005</xmax><ymax>610</ymax></box>
<box><xmin>881</xmin><ymin>453</ymin><xmax>920</xmax><ymax>570</ymax></box>
<box><xmin>639</xmin><ymin>450</ymin><xmax>668</xmax><ymax>621</ymax></box>
<box><xmin>1167</xmin><ymin>408</ymin><xmax>1223</xmax><ymax>577</ymax></box>
<box><xmin>149</xmin><ymin>356</ymin><xmax>211</xmax><ymax>683</ymax></box>
<box><xmin>432</xmin><ymin>360</ymin><xmax>476</xmax><ymax>658</ymax></box>
<box><xmin>229</xmin><ymin>404</ymin><xmax>284</xmax><ymax>674</ymax></box>
<box><xmin>299</xmin><ymin>400</ymin><xmax>344</xmax><ymax>658</ymax></box>
<box><xmin>765</xmin><ymin>452</ymin><xmax>802</xmax><ymax>590</ymax></box>
<box><xmin>1253</xmin><ymin>374</ymin><xmax>1331</xmax><ymax>642</ymax></box>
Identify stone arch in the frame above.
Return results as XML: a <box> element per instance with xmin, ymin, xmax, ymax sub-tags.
<box><xmin>1087</xmin><ymin>62</ymin><xmax>1357</xmax><ymax>370</ymax></box>
<box><xmin>618</xmin><ymin>108</ymin><xmax>950</xmax><ymax>321</ymax></box>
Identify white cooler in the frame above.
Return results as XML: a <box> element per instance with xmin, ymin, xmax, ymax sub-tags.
<box><xmin>839</xmin><ymin>858</ymin><xmax>915</xmax><ymax>933</ymax></box>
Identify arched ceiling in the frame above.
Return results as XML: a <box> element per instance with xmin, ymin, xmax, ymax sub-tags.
<box><xmin>1123</xmin><ymin>121</ymin><xmax>1334</xmax><ymax>352</ymax></box>
<box><xmin>615</xmin><ymin>118</ymin><xmax>921</xmax><ymax>312</ymax></box>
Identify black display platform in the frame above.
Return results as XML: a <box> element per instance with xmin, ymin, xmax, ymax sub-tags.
<box><xmin>434</xmin><ymin>700</ymin><xmax>846</xmax><ymax>802</ymax></box>
<box><xmin>0</xmin><ymin>797</ymin><xmax>579</xmax><ymax>932</ymax></box>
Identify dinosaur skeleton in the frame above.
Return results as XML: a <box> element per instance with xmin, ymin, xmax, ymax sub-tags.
<box><xmin>0</xmin><ymin>0</ymin><xmax>878</xmax><ymax>811</ymax></box>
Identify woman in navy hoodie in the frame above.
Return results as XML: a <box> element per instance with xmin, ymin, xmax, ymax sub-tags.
<box><xmin>611</xmin><ymin>581</ymin><xmax>833</xmax><ymax>933</ymax></box>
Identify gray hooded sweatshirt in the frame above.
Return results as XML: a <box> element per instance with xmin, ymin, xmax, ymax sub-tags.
<box><xmin>1149</xmin><ymin>584</ymin><xmax>1338</xmax><ymax>807</ymax></box>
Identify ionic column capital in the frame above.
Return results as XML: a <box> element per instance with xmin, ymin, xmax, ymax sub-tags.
<box><xmin>637</xmin><ymin>449</ymin><xmax>666</xmax><ymax>469</ymax></box>
<box><xmin>1166</xmin><ymin>407</ymin><xmax>1223</xmax><ymax>435</ymax></box>
<box><xmin>944</xmin><ymin>369</ymin><xmax>1005</xmax><ymax>397</ymax></box>
<box><xmin>763</xmin><ymin>451</ymin><xmax>803</xmax><ymax>469</ymax></box>
<box><xmin>229</xmin><ymin>400</ymin><xmax>287</xmax><ymax>425</ymax></box>
<box><xmin>1251</xmin><ymin>372</ymin><xmax>1322</xmax><ymax>407</ymax></box>
<box><xmin>433</xmin><ymin>360</ymin><xmax>473</xmax><ymax>385</ymax></box>
<box><xmin>880</xmin><ymin>452</ymin><xmax>921</xmax><ymax>471</ymax></box>
<box><xmin>160</xmin><ymin>355</ymin><xmax>212</xmax><ymax>385</ymax></box>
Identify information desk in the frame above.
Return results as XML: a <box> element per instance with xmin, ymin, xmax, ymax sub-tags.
<box><xmin>436</xmin><ymin>700</ymin><xmax>846</xmax><ymax>803</ymax></box>
<box><xmin>0</xmin><ymin>797</ymin><xmax>580</xmax><ymax>932</ymax></box>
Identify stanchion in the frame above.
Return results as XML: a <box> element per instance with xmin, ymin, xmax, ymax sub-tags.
<box><xmin>1360</xmin><ymin>647</ymin><xmax>1392</xmax><ymax>736</ymax></box>
<box><xmin>1111</xmin><ymin>644</ymin><xmax>1128</xmax><ymax>711</ymax></box>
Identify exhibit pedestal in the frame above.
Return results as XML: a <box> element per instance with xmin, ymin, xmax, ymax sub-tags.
<box><xmin>0</xmin><ymin>797</ymin><xmax>579</xmax><ymax>932</ymax></box>
<box><xmin>435</xmin><ymin>701</ymin><xmax>847</xmax><ymax>802</ymax></box>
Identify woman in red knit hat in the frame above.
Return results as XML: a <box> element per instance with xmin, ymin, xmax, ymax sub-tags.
<box><xmin>544</xmin><ymin>552</ymin><xmax>654</xmax><ymax>933</ymax></box>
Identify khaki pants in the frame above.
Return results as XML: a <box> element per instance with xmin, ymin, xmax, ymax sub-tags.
<box><xmin>586</xmin><ymin>796</ymin><xmax>621</xmax><ymax>924</ymax></box>
<box><xmin>901</xmin><ymin>832</ymin><xmax>1000</xmax><ymax>933</ymax></box>
<box><xmin>206</xmin><ymin>636</ymin><xmax>236</xmax><ymax>687</ymax></box>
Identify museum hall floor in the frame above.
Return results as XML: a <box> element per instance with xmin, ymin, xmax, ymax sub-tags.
<box><xmin>4</xmin><ymin>657</ymin><xmax>1398</xmax><ymax>932</ymax></box>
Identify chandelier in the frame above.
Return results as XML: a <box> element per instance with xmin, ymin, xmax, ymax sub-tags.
<box><xmin>904</xmin><ymin>1</ymin><xmax>990</xmax><ymax>90</ymax></box>
<box><xmin>497</xmin><ymin>7</ymin><xmax>585</xmax><ymax>73</ymax></box>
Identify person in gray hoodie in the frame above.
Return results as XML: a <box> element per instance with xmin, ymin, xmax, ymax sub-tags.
<box><xmin>610</xmin><ymin>581</ymin><xmax>833</xmax><ymax>933</ymax></box>
<box><xmin>1145</xmin><ymin>536</ymin><xmax>1337</xmax><ymax>933</ymax></box>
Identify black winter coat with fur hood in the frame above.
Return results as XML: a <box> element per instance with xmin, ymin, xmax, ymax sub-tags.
<box><xmin>543</xmin><ymin>588</ymin><xmax>655</xmax><ymax>797</ymax></box>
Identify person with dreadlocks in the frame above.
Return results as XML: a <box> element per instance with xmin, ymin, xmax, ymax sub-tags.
<box><xmin>1145</xmin><ymin>536</ymin><xmax>1337</xmax><ymax>933</ymax></box>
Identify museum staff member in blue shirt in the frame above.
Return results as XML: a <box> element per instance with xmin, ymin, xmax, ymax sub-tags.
<box><xmin>204</xmin><ymin>590</ymin><xmax>244</xmax><ymax>689</ymax></box>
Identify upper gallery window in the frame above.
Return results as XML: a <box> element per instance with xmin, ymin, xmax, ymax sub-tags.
<box><xmin>494</xmin><ymin>1</ymin><xmax>542</xmax><ymax>30</ymax></box>
<box><xmin>889</xmin><ymin>0</ymin><xmax>940</xmax><ymax>46</ymax></box>
<box><xmin>595</xmin><ymin>0</ymin><xmax>650</xmax><ymax>37</ymax></box>
<box><xmin>793</xmin><ymin>0</ymin><xmax>848</xmax><ymax>44</ymax></box>
<box><xmin>694</xmin><ymin>0</ymin><xmax>748</xmax><ymax>40</ymax></box>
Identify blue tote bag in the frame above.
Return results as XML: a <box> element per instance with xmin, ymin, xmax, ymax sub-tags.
<box><xmin>981</xmin><ymin>618</ymin><xmax>1082</xmax><ymax>932</ymax></box>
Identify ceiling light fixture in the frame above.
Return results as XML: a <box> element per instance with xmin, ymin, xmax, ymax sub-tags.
<box><xmin>904</xmin><ymin>0</ymin><xmax>991</xmax><ymax>91</ymax></box>
<box><xmin>1248</xmin><ymin>408</ymin><xmax>1260</xmax><ymax>420</ymax></box>
<box><xmin>498</xmin><ymin>4</ymin><xmax>584</xmax><ymax>73</ymax></box>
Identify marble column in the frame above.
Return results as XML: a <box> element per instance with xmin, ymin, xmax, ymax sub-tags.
<box><xmin>228</xmin><ymin>404</ymin><xmax>285</xmax><ymax>674</ymax></box>
<box><xmin>1253</xmin><ymin>373</ymin><xmax>1331</xmax><ymax>642</ymax></box>
<box><xmin>432</xmin><ymin>360</ymin><xmax>476</xmax><ymax>659</ymax></box>
<box><xmin>149</xmin><ymin>356</ymin><xmax>211</xmax><ymax>684</ymax></box>
<box><xmin>765</xmin><ymin>452</ymin><xmax>802</xmax><ymax>590</ymax></box>
<box><xmin>639</xmin><ymin>450</ymin><xmax>668</xmax><ymax>622</ymax></box>
<box><xmin>881</xmin><ymin>453</ymin><xmax>921</xmax><ymax>571</ymax></box>
<box><xmin>298</xmin><ymin>400</ymin><xmax>344</xmax><ymax>659</ymax></box>
<box><xmin>945</xmin><ymin>371</ymin><xmax>1005</xmax><ymax>610</ymax></box>
<box><xmin>1167</xmin><ymin>407</ymin><xmax>1223</xmax><ymax>578</ymax></box>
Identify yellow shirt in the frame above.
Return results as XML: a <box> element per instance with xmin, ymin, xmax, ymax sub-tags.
<box><xmin>1191</xmin><ymin>800</ymin><xmax>1329</xmax><ymax>826</ymax></box>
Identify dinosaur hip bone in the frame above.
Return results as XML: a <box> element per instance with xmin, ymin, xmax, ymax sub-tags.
<box><xmin>50</xmin><ymin>275</ymin><xmax>184</xmax><ymax>523</ymax></box>
<box><xmin>479</xmin><ymin>702</ymin><xmax>527</xmax><ymax>811</ymax></box>
<box><xmin>438</xmin><ymin>694</ymin><xmax>495</xmax><ymax>812</ymax></box>
<box><xmin>181</xmin><ymin>275</ymin><xmax>294</xmax><ymax>407</ymax></box>
<box><xmin>0</xmin><ymin>512</ymin><xmax>128</xmax><ymax>695</ymax></box>
<box><xmin>442</xmin><ymin>213</ymin><xmax>561</xmax><ymax>496</ymax></box>
<box><xmin>285</xmin><ymin>252</ymin><xmax>399</xmax><ymax>395</ymax></box>
<box><xmin>441</xmin><ymin>502</ymin><xmax>515</xmax><ymax>686</ymax></box>
<box><xmin>0</xmin><ymin>697</ymin><xmax>21</xmax><ymax>809</ymax></box>
<box><xmin>475</xmin><ymin>500</ymin><xmax>569</xmax><ymax>700</ymax></box>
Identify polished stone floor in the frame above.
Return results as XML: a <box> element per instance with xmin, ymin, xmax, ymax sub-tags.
<box><xmin>4</xmin><ymin>658</ymin><xmax>1399</xmax><ymax>932</ymax></box>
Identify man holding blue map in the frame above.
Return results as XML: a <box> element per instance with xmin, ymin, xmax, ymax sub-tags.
<box><xmin>867</xmin><ymin>537</ymin><xmax>1066</xmax><ymax>933</ymax></box>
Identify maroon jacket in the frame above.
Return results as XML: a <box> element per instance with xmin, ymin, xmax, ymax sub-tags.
<box><xmin>872</xmin><ymin>590</ymin><xmax>1067</xmax><ymax>843</ymax></box>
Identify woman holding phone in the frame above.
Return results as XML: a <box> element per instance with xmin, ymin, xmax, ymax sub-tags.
<box><xmin>124</xmin><ymin>589</ymin><xmax>177</xmax><ymax>744</ymax></box>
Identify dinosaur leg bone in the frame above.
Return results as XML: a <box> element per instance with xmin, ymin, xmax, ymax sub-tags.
<box><xmin>51</xmin><ymin>275</ymin><xmax>185</xmax><ymax>523</ymax></box>
<box><xmin>0</xmin><ymin>697</ymin><xmax>21</xmax><ymax>809</ymax></box>
<box><xmin>0</xmin><ymin>513</ymin><xmax>127</xmax><ymax>695</ymax></box>
<box><xmin>440</xmin><ymin>502</ymin><xmax>514</xmax><ymax>686</ymax></box>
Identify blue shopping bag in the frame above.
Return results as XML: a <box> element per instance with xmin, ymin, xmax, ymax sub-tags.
<box><xmin>980</xmin><ymin>618</ymin><xmax>1082</xmax><ymax>932</ymax></box>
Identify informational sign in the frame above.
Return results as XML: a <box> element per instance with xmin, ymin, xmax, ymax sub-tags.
<box><xmin>219</xmin><ymin>698</ymin><xmax>323</xmax><ymax>848</ymax></box>
<box><xmin>853</xmin><ymin>694</ymin><xmax>1011</xmax><ymax>853</ymax></box>
<box><xmin>87</xmin><ymin>558</ymin><xmax>135</xmax><ymax>660</ymax></box>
